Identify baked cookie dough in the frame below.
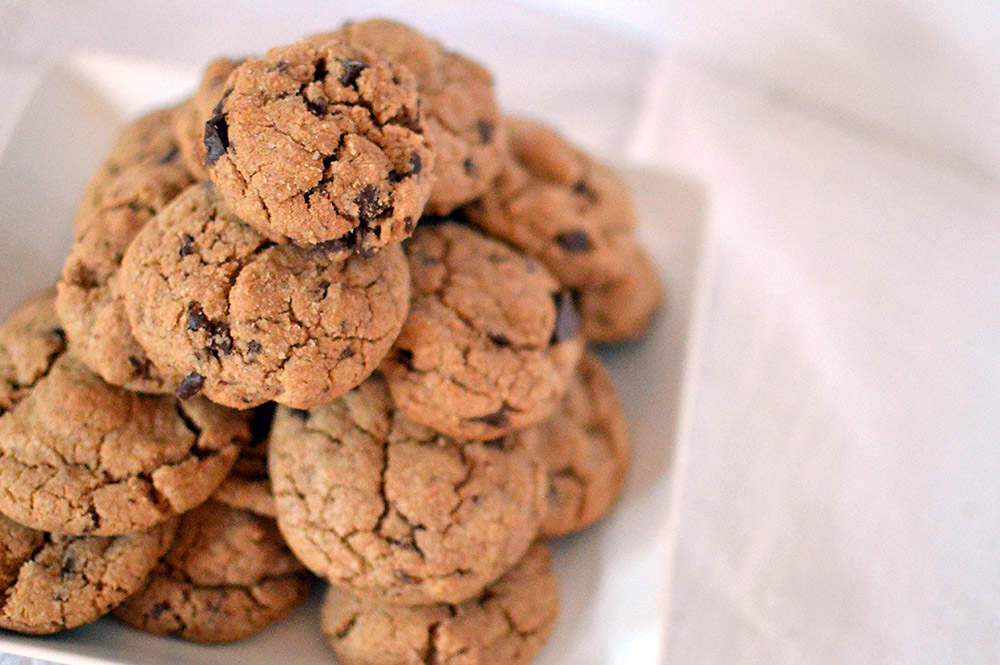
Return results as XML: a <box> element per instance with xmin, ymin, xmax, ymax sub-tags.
<box><xmin>382</xmin><ymin>222</ymin><xmax>583</xmax><ymax>440</ymax></box>
<box><xmin>332</xmin><ymin>19</ymin><xmax>506</xmax><ymax>215</ymax></box>
<box><xmin>538</xmin><ymin>352</ymin><xmax>629</xmax><ymax>537</ymax></box>
<box><xmin>0</xmin><ymin>513</ymin><xmax>176</xmax><ymax>634</ymax></box>
<box><xmin>211</xmin><ymin>403</ymin><xmax>276</xmax><ymax>517</ymax></box>
<box><xmin>0</xmin><ymin>353</ymin><xmax>248</xmax><ymax>536</ymax></box>
<box><xmin>321</xmin><ymin>542</ymin><xmax>558</xmax><ymax>665</ymax></box>
<box><xmin>0</xmin><ymin>288</ymin><xmax>66</xmax><ymax>415</ymax></box>
<box><xmin>121</xmin><ymin>183</ymin><xmax>410</xmax><ymax>409</ymax></box>
<box><xmin>577</xmin><ymin>244</ymin><xmax>663</xmax><ymax>343</ymax></box>
<box><xmin>465</xmin><ymin>116</ymin><xmax>635</xmax><ymax>289</ymax></box>
<box><xmin>58</xmin><ymin>106</ymin><xmax>194</xmax><ymax>393</ymax></box>
<box><xmin>206</xmin><ymin>38</ymin><xmax>433</xmax><ymax>251</ymax></box>
<box><xmin>114</xmin><ymin>501</ymin><xmax>311</xmax><ymax>643</ymax></box>
<box><xmin>268</xmin><ymin>376</ymin><xmax>547</xmax><ymax>605</ymax></box>
<box><xmin>172</xmin><ymin>57</ymin><xmax>244</xmax><ymax>178</ymax></box>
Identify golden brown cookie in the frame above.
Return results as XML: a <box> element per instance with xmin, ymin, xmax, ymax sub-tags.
<box><xmin>331</xmin><ymin>19</ymin><xmax>506</xmax><ymax>215</ymax></box>
<box><xmin>0</xmin><ymin>354</ymin><xmax>249</xmax><ymax>536</ymax></box>
<box><xmin>0</xmin><ymin>514</ymin><xmax>176</xmax><ymax>634</ymax></box>
<box><xmin>58</xmin><ymin>106</ymin><xmax>194</xmax><ymax>393</ymax></box>
<box><xmin>0</xmin><ymin>288</ymin><xmax>66</xmax><ymax>415</ymax></box>
<box><xmin>321</xmin><ymin>543</ymin><xmax>558</xmax><ymax>665</ymax></box>
<box><xmin>205</xmin><ymin>38</ymin><xmax>434</xmax><ymax>251</ymax></box>
<box><xmin>121</xmin><ymin>183</ymin><xmax>410</xmax><ymax>409</ymax></box>
<box><xmin>113</xmin><ymin>501</ymin><xmax>311</xmax><ymax>643</ymax></box>
<box><xmin>577</xmin><ymin>244</ymin><xmax>664</xmax><ymax>343</ymax></box>
<box><xmin>172</xmin><ymin>57</ymin><xmax>244</xmax><ymax>178</ymax></box>
<box><xmin>538</xmin><ymin>352</ymin><xmax>630</xmax><ymax>537</ymax></box>
<box><xmin>465</xmin><ymin>116</ymin><xmax>635</xmax><ymax>289</ymax></box>
<box><xmin>382</xmin><ymin>222</ymin><xmax>583</xmax><ymax>440</ymax></box>
<box><xmin>268</xmin><ymin>376</ymin><xmax>547</xmax><ymax>606</ymax></box>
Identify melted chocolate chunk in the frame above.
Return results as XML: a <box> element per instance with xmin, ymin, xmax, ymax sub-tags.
<box><xmin>203</xmin><ymin>113</ymin><xmax>229</xmax><ymax>166</ymax></box>
<box><xmin>187</xmin><ymin>302</ymin><xmax>209</xmax><ymax>331</ymax></box>
<box><xmin>337</xmin><ymin>58</ymin><xmax>366</xmax><ymax>87</ymax></box>
<box><xmin>178</xmin><ymin>233</ymin><xmax>196</xmax><ymax>257</ymax></box>
<box><xmin>355</xmin><ymin>184</ymin><xmax>388</xmax><ymax>222</ymax></box>
<box><xmin>476</xmin><ymin>119</ymin><xmax>494</xmax><ymax>143</ymax></box>
<box><xmin>550</xmin><ymin>290</ymin><xmax>581</xmax><ymax>344</ymax></box>
<box><xmin>555</xmin><ymin>229</ymin><xmax>593</xmax><ymax>253</ymax></box>
<box><xmin>469</xmin><ymin>408</ymin><xmax>509</xmax><ymax>429</ymax></box>
<box><xmin>176</xmin><ymin>373</ymin><xmax>205</xmax><ymax>400</ymax></box>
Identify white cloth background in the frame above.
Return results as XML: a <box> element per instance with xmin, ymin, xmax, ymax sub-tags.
<box><xmin>0</xmin><ymin>1</ymin><xmax>998</xmax><ymax>664</ymax></box>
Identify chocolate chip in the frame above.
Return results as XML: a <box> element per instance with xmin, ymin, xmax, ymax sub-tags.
<box><xmin>246</xmin><ymin>340</ymin><xmax>262</xmax><ymax>362</ymax></box>
<box><xmin>159</xmin><ymin>144</ymin><xmax>179</xmax><ymax>164</ymax></box>
<box><xmin>306</xmin><ymin>98</ymin><xmax>328</xmax><ymax>116</ymax></box>
<box><xmin>339</xmin><ymin>346</ymin><xmax>355</xmax><ymax>360</ymax></box>
<box><xmin>409</xmin><ymin>152</ymin><xmax>422</xmax><ymax>176</ymax></box>
<box><xmin>312</xmin><ymin>236</ymin><xmax>353</xmax><ymax>257</ymax></box>
<box><xmin>60</xmin><ymin>550</ymin><xmax>78</xmax><ymax>578</ymax></box>
<box><xmin>127</xmin><ymin>355</ymin><xmax>151</xmax><ymax>378</ymax></box>
<box><xmin>47</xmin><ymin>327</ymin><xmax>66</xmax><ymax>345</ymax></box>
<box><xmin>355</xmin><ymin>184</ymin><xmax>388</xmax><ymax>222</ymax></box>
<box><xmin>555</xmin><ymin>229</ymin><xmax>593</xmax><ymax>253</ymax></box>
<box><xmin>149</xmin><ymin>602</ymin><xmax>171</xmax><ymax>619</ymax></box>
<box><xmin>269</xmin><ymin>60</ymin><xmax>290</xmax><ymax>73</ymax></box>
<box><xmin>289</xmin><ymin>408</ymin><xmax>309</xmax><ymax>420</ymax></box>
<box><xmin>317</xmin><ymin>280</ymin><xmax>331</xmax><ymax>300</ymax></box>
<box><xmin>176</xmin><ymin>373</ymin><xmax>205</xmax><ymax>400</ymax></box>
<box><xmin>550</xmin><ymin>290</ymin><xmax>581</xmax><ymax>344</ymax></box>
<box><xmin>469</xmin><ymin>407</ymin><xmax>509</xmax><ymax>428</ymax></box>
<box><xmin>337</xmin><ymin>58</ymin><xmax>367</xmax><ymax>87</ymax></box>
<box><xmin>403</xmin><ymin>217</ymin><xmax>415</xmax><ymax>233</ymax></box>
<box><xmin>210</xmin><ymin>88</ymin><xmax>232</xmax><ymax>117</ymax></box>
<box><xmin>462</xmin><ymin>157</ymin><xmax>475</xmax><ymax>175</ymax></box>
<box><xmin>488</xmin><ymin>333</ymin><xmax>511</xmax><ymax>348</ymax></box>
<box><xmin>208</xmin><ymin>323</ymin><xmax>233</xmax><ymax>357</ymax></box>
<box><xmin>476</xmin><ymin>119</ymin><xmax>494</xmax><ymax>143</ymax></box>
<box><xmin>203</xmin><ymin>113</ymin><xmax>229</xmax><ymax>166</ymax></box>
<box><xmin>313</xmin><ymin>57</ymin><xmax>328</xmax><ymax>82</ymax></box>
<box><xmin>396</xmin><ymin>349</ymin><xmax>415</xmax><ymax>371</ymax></box>
<box><xmin>73</xmin><ymin>266</ymin><xmax>99</xmax><ymax>290</ymax></box>
<box><xmin>187</xmin><ymin>302</ymin><xmax>209</xmax><ymax>331</ymax></box>
<box><xmin>572</xmin><ymin>179</ymin><xmax>597</xmax><ymax>201</ymax></box>
<box><xmin>482</xmin><ymin>438</ymin><xmax>506</xmax><ymax>450</ymax></box>
<box><xmin>178</xmin><ymin>233</ymin><xmax>195</xmax><ymax>257</ymax></box>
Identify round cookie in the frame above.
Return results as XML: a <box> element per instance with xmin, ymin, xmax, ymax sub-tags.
<box><xmin>59</xmin><ymin>106</ymin><xmax>194</xmax><ymax>393</ymax></box>
<box><xmin>121</xmin><ymin>183</ymin><xmax>411</xmax><ymax>409</ymax></box>
<box><xmin>321</xmin><ymin>542</ymin><xmax>558</xmax><ymax>665</ymax></box>
<box><xmin>0</xmin><ymin>513</ymin><xmax>176</xmax><ymax>634</ymax></box>
<box><xmin>172</xmin><ymin>57</ymin><xmax>244</xmax><ymax>178</ymax></box>
<box><xmin>577</xmin><ymin>244</ymin><xmax>663</xmax><ymax>343</ymax></box>
<box><xmin>205</xmin><ymin>38</ymin><xmax>433</xmax><ymax>251</ymax></box>
<box><xmin>465</xmin><ymin>116</ymin><xmax>635</xmax><ymax>289</ymax></box>
<box><xmin>211</xmin><ymin>403</ymin><xmax>276</xmax><ymax>517</ymax></box>
<box><xmin>113</xmin><ymin>501</ymin><xmax>311</xmax><ymax>643</ymax></box>
<box><xmin>332</xmin><ymin>19</ymin><xmax>506</xmax><ymax>215</ymax></box>
<box><xmin>537</xmin><ymin>352</ymin><xmax>630</xmax><ymax>537</ymax></box>
<box><xmin>0</xmin><ymin>352</ymin><xmax>249</xmax><ymax>536</ymax></box>
<box><xmin>268</xmin><ymin>376</ymin><xmax>548</xmax><ymax>605</ymax></box>
<box><xmin>381</xmin><ymin>222</ymin><xmax>583</xmax><ymax>440</ymax></box>
<box><xmin>0</xmin><ymin>288</ymin><xmax>67</xmax><ymax>415</ymax></box>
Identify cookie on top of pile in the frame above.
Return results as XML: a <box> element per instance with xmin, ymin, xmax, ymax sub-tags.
<box><xmin>0</xmin><ymin>17</ymin><xmax>663</xmax><ymax>663</ymax></box>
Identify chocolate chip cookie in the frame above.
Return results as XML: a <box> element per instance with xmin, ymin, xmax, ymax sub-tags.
<box><xmin>382</xmin><ymin>222</ymin><xmax>583</xmax><ymax>440</ymax></box>
<box><xmin>0</xmin><ymin>353</ymin><xmax>248</xmax><ymax>536</ymax></box>
<box><xmin>578</xmin><ymin>244</ymin><xmax>664</xmax><ymax>343</ymax></box>
<box><xmin>114</xmin><ymin>501</ymin><xmax>311</xmax><ymax>643</ymax></box>
<box><xmin>59</xmin><ymin>106</ymin><xmax>194</xmax><ymax>393</ymax></box>
<box><xmin>172</xmin><ymin>57</ymin><xmax>244</xmax><ymax>179</ymax></box>
<box><xmin>206</xmin><ymin>38</ymin><xmax>433</xmax><ymax>251</ymax></box>
<box><xmin>321</xmin><ymin>542</ymin><xmax>558</xmax><ymax>665</ymax></box>
<box><xmin>332</xmin><ymin>19</ymin><xmax>506</xmax><ymax>215</ymax></box>
<box><xmin>0</xmin><ymin>288</ymin><xmax>67</xmax><ymax>415</ymax></box>
<box><xmin>121</xmin><ymin>183</ymin><xmax>410</xmax><ymax>409</ymax></box>
<box><xmin>0</xmin><ymin>513</ymin><xmax>176</xmax><ymax>634</ymax></box>
<box><xmin>538</xmin><ymin>352</ymin><xmax>629</xmax><ymax>537</ymax></box>
<box><xmin>465</xmin><ymin>116</ymin><xmax>635</xmax><ymax>289</ymax></box>
<box><xmin>268</xmin><ymin>376</ymin><xmax>547</xmax><ymax>605</ymax></box>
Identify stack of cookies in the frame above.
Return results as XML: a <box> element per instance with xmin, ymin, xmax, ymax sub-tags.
<box><xmin>0</xmin><ymin>18</ymin><xmax>662</xmax><ymax>664</ymax></box>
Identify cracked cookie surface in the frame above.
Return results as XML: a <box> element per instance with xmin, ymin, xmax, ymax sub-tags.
<box><xmin>206</xmin><ymin>38</ymin><xmax>433</xmax><ymax>251</ymax></box>
<box><xmin>0</xmin><ymin>513</ymin><xmax>176</xmax><ymax>634</ymax></box>
<box><xmin>172</xmin><ymin>57</ymin><xmax>244</xmax><ymax>179</ymax></box>
<box><xmin>0</xmin><ymin>288</ymin><xmax>67</xmax><ymax>416</ymax></box>
<box><xmin>538</xmin><ymin>352</ymin><xmax>629</xmax><ymax>537</ymax></box>
<box><xmin>331</xmin><ymin>19</ymin><xmax>506</xmax><ymax>215</ymax></box>
<box><xmin>382</xmin><ymin>222</ymin><xmax>583</xmax><ymax>440</ymax></box>
<box><xmin>577</xmin><ymin>243</ymin><xmax>663</xmax><ymax>343</ymax></box>
<box><xmin>321</xmin><ymin>542</ymin><xmax>558</xmax><ymax>665</ymax></box>
<box><xmin>113</xmin><ymin>501</ymin><xmax>310</xmax><ymax>643</ymax></box>
<box><xmin>268</xmin><ymin>376</ymin><xmax>547</xmax><ymax>605</ymax></box>
<box><xmin>121</xmin><ymin>183</ymin><xmax>410</xmax><ymax>409</ymax></box>
<box><xmin>0</xmin><ymin>352</ymin><xmax>248</xmax><ymax>536</ymax></box>
<box><xmin>58</xmin><ymin>106</ymin><xmax>194</xmax><ymax>393</ymax></box>
<box><xmin>465</xmin><ymin>116</ymin><xmax>635</xmax><ymax>289</ymax></box>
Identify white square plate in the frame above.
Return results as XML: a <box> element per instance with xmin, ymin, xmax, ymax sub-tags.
<box><xmin>0</xmin><ymin>53</ymin><xmax>708</xmax><ymax>665</ymax></box>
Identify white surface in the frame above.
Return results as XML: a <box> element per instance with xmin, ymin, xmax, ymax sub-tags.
<box><xmin>1</xmin><ymin>2</ymin><xmax>999</xmax><ymax>664</ymax></box>
<box><xmin>0</xmin><ymin>54</ymin><xmax>705</xmax><ymax>664</ymax></box>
